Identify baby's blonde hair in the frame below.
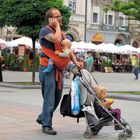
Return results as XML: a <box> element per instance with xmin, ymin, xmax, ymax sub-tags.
<box><xmin>93</xmin><ymin>86</ymin><xmax>107</xmax><ymax>98</ymax></box>
<box><xmin>61</xmin><ymin>39</ymin><xmax>72</xmax><ymax>48</ymax></box>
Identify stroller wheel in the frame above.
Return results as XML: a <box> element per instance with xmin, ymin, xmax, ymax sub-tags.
<box><xmin>91</xmin><ymin>128</ymin><xmax>100</xmax><ymax>135</ymax></box>
<box><xmin>125</xmin><ymin>129</ymin><xmax>132</xmax><ymax>138</ymax></box>
<box><xmin>92</xmin><ymin>130</ymin><xmax>99</xmax><ymax>135</ymax></box>
<box><xmin>118</xmin><ymin>132</ymin><xmax>127</xmax><ymax>140</ymax></box>
<box><xmin>84</xmin><ymin>130</ymin><xmax>92</xmax><ymax>138</ymax></box>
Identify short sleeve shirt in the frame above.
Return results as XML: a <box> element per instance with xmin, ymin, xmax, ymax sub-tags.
<box><xmin>39</xmin><ymin>26</ymin><xmax>54</xmax><ymax>50</ymax></box>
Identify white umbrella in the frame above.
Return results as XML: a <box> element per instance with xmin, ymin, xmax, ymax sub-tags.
<box><xmin>86</xmin><ymin>42</ymin><xmax>98</xmax><ymax>51</ymax></box>
<box><xmin>71</xmin><ymin>41</ymin><xmax>90</xmax><ymax>52</ymax></box>
<box><xmin>96</xmin><ymin>43</ymin><xmax>109</xmax><ymax>52</ymax></box>
<box><xmin>136</xmin><ymin>47</ymin><xmax>140</xmax><ymax>53</ymax></box>
<box><xmin>0</xmin><ymin>39</ymin><xmax>8</xmax><ymax>44</ymax></box>
<box><xmin>0</xmin><ymin>39</ymin><xmax>9</xmax><ymax>49</ymax></box>
<box><xmin>7</xmin><ymin>37</ymin><xmax>40</xmax><ymax>48</ymax></box>
<box><xmin>120</xmin><ymin>45</ymin><xmax>138</xmax><ymax>54</ymax></box>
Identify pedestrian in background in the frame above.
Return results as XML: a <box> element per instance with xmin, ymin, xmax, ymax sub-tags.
<box><xmin>85</xmin><ymin>51</ymin><xmax>94</xmax><ymax>72</ymax></box>
<box><xmin>130</xmin><ymin>54</ymin><xmax>140</xmax><ymax>80</ymax></box>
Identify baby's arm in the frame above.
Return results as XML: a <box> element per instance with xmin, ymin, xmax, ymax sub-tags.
<box><xmin>55</xmin><ymin>50</ymin><xmax>70</xmax><ymax>57</ymax></box>
<box><xmin>103</xmin><ymin>100</ymin><xmax>113</xmax><ymax>108</ymax></box>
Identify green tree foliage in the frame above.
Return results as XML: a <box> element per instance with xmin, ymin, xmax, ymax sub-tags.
<box><xmin>0</xmin><ymin>0</ymin><xmax>71</xmax><ymax>83</ymax></box>
<box><xmin>104</xmin><ymin>0</ymin><xmax>140</xmax><ymax>21</ymax></box>
<box><xmin>0</xmin><ymin>0</ymin><xmax>71</xmax><ymax>38</ymax></box>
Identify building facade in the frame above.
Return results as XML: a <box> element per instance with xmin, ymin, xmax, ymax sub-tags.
<box><xmin>0</xmin><ymin>26</ymin><xmax>21</xmax><ymax>41</ymax></box>
<box><xmin>0</xmin><ymin>0</ymin><xmax>140</xmax><ymax>47</ymax></box>
<box><xmin>64</xmin><ymin>0</ymin><xmax>140</xmax><ymax>47</ymax></box>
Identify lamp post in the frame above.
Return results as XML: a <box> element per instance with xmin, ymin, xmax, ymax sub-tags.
<box><xmin>84</xmin><ymin>0</ymin><xmax>87</xmax><ymax>42</ymax></box>
<box><xmin>0</xmin><ymin>48</ymin><xmax>3</xmax><ymax>82</ymax></box>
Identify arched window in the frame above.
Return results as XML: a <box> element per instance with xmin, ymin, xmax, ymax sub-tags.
<box><xmin>132</xmin><ymin>41</ymin><xmax>139</xmax><ymax>48</ymax></box>
<box><xmin>66</xmin><ymin>34</ymin><xmax>74</xmax><ymax>42</ymax></box>
<box><xmin>114</xmin><ymin>39</ymin><xmax>123</xmax><ymax>46</ymax></box>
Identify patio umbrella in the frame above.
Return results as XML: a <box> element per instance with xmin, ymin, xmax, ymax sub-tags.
<box><xmin>0</xmin><ymin>39</ymin><xmax>9</xmax><ymax>49</ymax></box>
<box><xmin>7</xmin><ymin>37</ymin><xmax>40</xmax><ymax>48</ymax></box>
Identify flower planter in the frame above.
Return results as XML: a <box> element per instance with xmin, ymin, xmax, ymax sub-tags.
<box><xmin>104</xmin><ymin>67</ymin><xmax>113</xmax><ymax>73</ymax></box>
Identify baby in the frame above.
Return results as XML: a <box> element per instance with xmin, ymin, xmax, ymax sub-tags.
<box><xmin>42</xmin><ymin>39</ymin><xmax>74</xmax><ymax>73</ymax></box>
<box><xmin>55</xmin><ymin>39</ymin><xmax>72</xmax><ymax>58</ymax></box>
<box><xmin>93</xmin><ymin>86</ymin><xmax>126</xmax><ymax>130</ymax></box>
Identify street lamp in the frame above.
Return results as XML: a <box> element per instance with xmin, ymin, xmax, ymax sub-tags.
<box><xmin>84</xmin><ymin>0</ymin><xmax>87</xmax><ymax>42</ymax></box>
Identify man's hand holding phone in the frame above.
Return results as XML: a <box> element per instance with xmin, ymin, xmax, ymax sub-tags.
<box><xmin>49</xmin><ymin>18</ymin><xmax>59</xmax><ymax>29</ymax></box>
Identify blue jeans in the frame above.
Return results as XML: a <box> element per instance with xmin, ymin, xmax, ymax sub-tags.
<box><xmin>133</xmin><ymin>66</ymin><xmax>139</xmax><ymax>79</ymax></box>
<box><xmin>38</xmin><ymin>66</ymin><xmax>63</xmax><ymax>128</ymax></box>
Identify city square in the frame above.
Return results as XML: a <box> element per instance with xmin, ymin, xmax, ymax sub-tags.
<box><xmin>0</xmin><ymin>0</ymin><xmax>140</xmax><ymax>140</ymax></box>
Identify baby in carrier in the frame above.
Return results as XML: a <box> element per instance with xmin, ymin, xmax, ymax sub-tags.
<box><xmin>42</xmin><ymin>39</ymin><xmax>75</xmax><ymax>73</ymax></box>
<box><xmin>93</xmin><ymin>86</ymin><xmax>126</xmax><ymax>130</ymax></box>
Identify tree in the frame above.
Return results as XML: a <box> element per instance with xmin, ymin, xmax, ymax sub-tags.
<box><xmin>104</xmin><ymin>0</ymin><xmax>140</xmax><ymax>21</ymax></box>
<box><xmin>0</xmin><ymin>0</ymin><xmax>71</xmax><ymax>84</ymax></box>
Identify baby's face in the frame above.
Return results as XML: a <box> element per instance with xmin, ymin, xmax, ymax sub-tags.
<box><xmin>100</xmin><ymin>90</ymin><xmax>107</xmax><ymax>100</ymax></box>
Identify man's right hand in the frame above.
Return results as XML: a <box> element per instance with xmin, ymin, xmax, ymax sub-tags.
<box><xmin>76</xmin><ymin>62</ymin><xmax>84</xmax><ymax>70</ymax></box>
<box><xmin>49</xmin><ymin>18</ymin><xmax>59</xmax><ymax>29</ymax></box>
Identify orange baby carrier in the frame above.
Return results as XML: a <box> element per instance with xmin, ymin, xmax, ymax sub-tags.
<box><xmin>39</xmin><ymin>26</ymin><xmax>70</xmax><ymax>90</ymax></box>
<box><xmin>40</xmin><ymin>26</ymin><xmax>70</xmax><ymax>70</ymax></box>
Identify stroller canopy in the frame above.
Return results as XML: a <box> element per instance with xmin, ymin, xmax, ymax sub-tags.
<box><xmin>79</xmin><ymin>69</ymin><xmax>96</xmax><ymax>105</ymax></box>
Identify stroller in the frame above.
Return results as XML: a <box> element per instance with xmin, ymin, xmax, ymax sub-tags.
<box><xmin>68</xmin><ymin>68</ymin><xmax>132</xmax><ymax>140</ymax></box>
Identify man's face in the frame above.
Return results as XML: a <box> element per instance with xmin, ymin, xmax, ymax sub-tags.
<box><xmin>51</xmin><ymin>10</ymin><xmax>62</xmax><ymax>25</ymax></box>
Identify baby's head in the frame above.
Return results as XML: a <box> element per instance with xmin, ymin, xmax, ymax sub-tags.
<box><xmin>93</xmin><ymin>86</ymin><xmax>107</xmax><ymax>100</ymax></box>
<box><xmin>61</xmin><ymin>39</ymin><xmax>72</xmax><ymax>49</ymax></box>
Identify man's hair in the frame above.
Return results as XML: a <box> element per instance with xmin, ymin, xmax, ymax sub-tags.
<box><xmin>46</xmin><ymin>8</ymin><xmax>58</xmax><ymax>20</ymax></box>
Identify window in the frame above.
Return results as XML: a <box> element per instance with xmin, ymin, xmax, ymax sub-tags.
<box><xmin>73</xmin><ymin>1</ymin><xmax>76</xmax><ymax>13</ymax></box>
<box><xmin>119</xmin><ymin>16</ymin><xmax>124</xmax><ymax>26</ymax></box>
<box><xmin>104</xmin><ymin>14</ymin><xmax>113</xmax><ymax>25</ymax></box>
<box><xmin>93</xmin><ymin>12</ymin><xmax>98</xmax><ymax>23</ymax></box>
<box><xmin>105</xmin><ymin>14</ymin><xmax>107</xmax><ymax>24</ymax></box>
<box><xmin>108</xmin><ymin>15</ymin><xmax>113</xmax><ymax>25</ymax></box>
<box><xmin>66</xmin><ymin>34</ymin><xmax>74</xmax><ymax>42</ymax></box>
<box><xmin>69</xmin><ymin>1</ymin><xmax>76</xmax><ymax>13</ymax></box>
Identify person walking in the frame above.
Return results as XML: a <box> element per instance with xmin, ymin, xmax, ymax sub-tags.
<box><xmin>85</xmin><ymin>51</ymin><xmax>94</xmax><ymax>72</ymax></box>
<box><xmin>130</xmin><ymin>54</ymin><xmax>140</xmax><ymax>80</ymax></box>
<box><xmin>36</xmin><ymin>8</ymin><xmax>82</xmax><ymax>135</ymax></box>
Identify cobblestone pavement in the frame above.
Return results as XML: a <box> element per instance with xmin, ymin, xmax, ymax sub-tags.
<box><xmin>0</xmin><ymin>86</ymin><xmax>140</xmax><ymax>140</ymax></box>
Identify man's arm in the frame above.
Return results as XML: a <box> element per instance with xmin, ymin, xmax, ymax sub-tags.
<box><xmin>70</xmin><ymin>52</ymin><xmax>83</xmax><ymax>69</ymax></box>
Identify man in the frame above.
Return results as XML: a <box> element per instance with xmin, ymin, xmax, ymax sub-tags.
<box><xmin>36</xmin><ymin>8</ymin><xmax>81</xmax><ymax>135</ymax></box>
